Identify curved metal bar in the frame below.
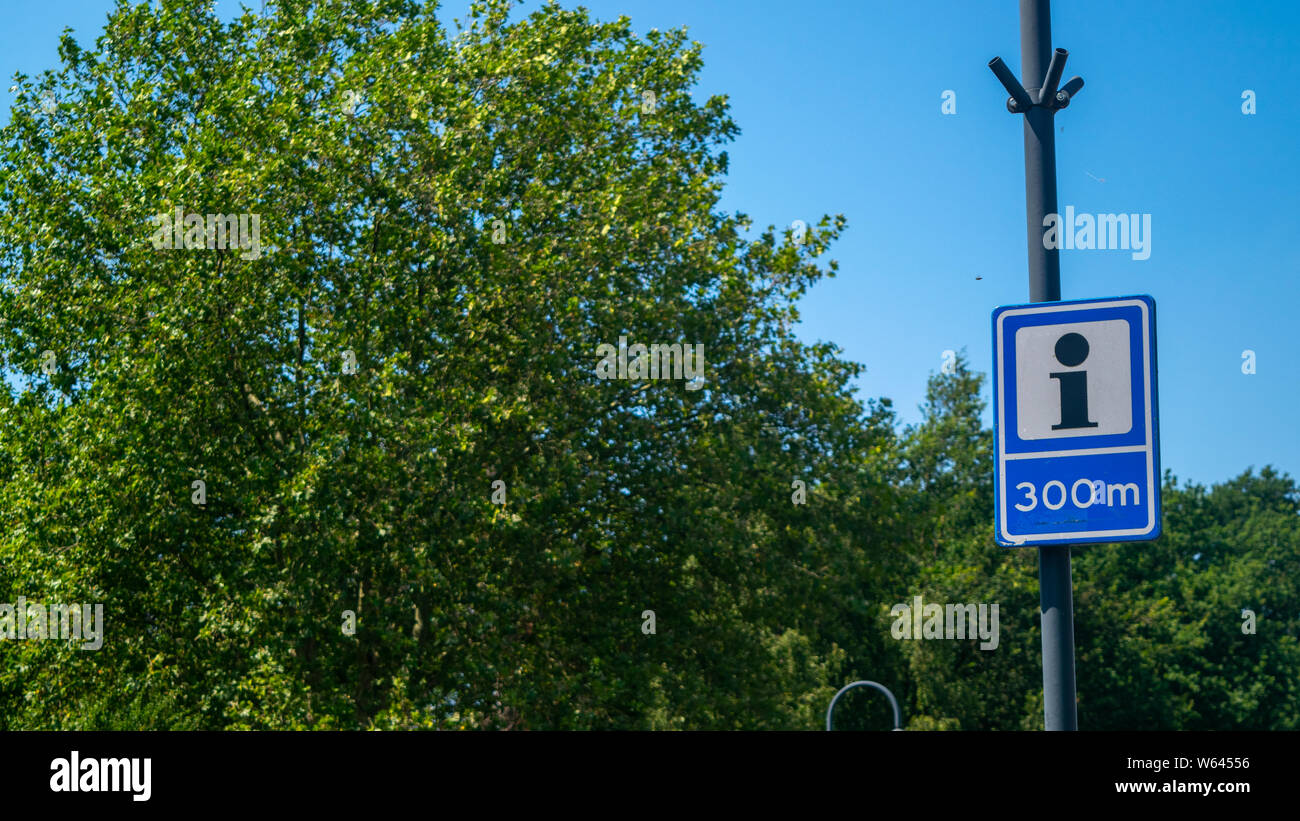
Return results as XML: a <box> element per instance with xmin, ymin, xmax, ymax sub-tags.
<box><xmin>825</xmin><ymin>680</ymin><xmax>902</xmax><ymax>731</ymax></box>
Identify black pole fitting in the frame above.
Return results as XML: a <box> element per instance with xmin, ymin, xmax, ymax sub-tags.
<box><xmin>990</xmin><ymin>54</ymin><xmax>1083</xmax><ymax>113</ymax></box>
<box><xmin>1039</xmin><ymin>48</ymin><xmax>1068</xmax><ymax>104</ymax></box>
<box><xmin>1054</xmin><ymin>75</ymin><xmax>1085</xmax><ymax>108</ymax></box>
<box><xmin>989</xmin><ymin>56</ymin><xmax>1035</xmax><ymax>113</ymax></box>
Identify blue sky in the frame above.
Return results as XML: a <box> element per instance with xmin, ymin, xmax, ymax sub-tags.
<box><xmin>2</xmin><ymin>0</ymin><xmax>1297</xmax><ymax>487</ymax></box>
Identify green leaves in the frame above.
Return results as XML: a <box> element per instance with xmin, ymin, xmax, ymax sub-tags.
<box><xmin>0</xmin><ymin>0</ymin><xmax>869</xmax><ymax>730</ymax></box>
<box><xmin>2</xmin><ymin>0</ymin><xmax>1289</xmax><ymax>733</ymax></box>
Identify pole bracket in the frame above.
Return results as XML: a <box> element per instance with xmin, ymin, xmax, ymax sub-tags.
<box><xmin>988</xmin><ymin>50</ymin><xmax>1084</xmax><ymax>113</ymax></box>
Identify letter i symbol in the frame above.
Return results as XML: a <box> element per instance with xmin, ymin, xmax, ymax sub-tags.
<box><xmin>1050</xmin><ymin>332</ymin><xmax>1098</xmax><ymax>430</ymax></box>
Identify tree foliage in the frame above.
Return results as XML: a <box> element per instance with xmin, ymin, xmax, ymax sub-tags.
<box><xmin>0</xmin><ymin>0</ymin><xmax>1294</xmax><ymax>730</ymax></box>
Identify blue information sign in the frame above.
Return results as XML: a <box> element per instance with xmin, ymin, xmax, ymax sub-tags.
<box><xmin>992</xmin><ymin>295</ymin><xmax>1160</xmax><ymax>546</ymax></box>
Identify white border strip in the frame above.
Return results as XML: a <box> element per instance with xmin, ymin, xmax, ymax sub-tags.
<box><xmin>1004</xmin><ymin>444</ymin><xmax>1148</xmax><ymax>460</ymax></box>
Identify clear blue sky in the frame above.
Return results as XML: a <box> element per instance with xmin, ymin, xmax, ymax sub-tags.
<box><xmin>3</xmin><ymin>1</ymin><xmax>1297</xmax><ymax>488</ymax></box>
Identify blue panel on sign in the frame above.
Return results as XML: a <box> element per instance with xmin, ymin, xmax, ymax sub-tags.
<box><xmin>992</xmin><ymin>295</ymin><xmax>1160</xmax><ymax>546</ymax></box>
<box><xmin>1001</xmin><ymin>452</ymin><xmax>1157</xmax><ymax>544</ymax></box>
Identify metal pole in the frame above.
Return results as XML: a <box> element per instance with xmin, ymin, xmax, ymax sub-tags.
<box><xmin>1020</xmin><ymin>0</ymin><xmax>1077</xmax><ymax>732</ymax></box>
<box><xmin>1038</xmin><ymin>546</ymin><xmax>1077</xmax><ymax>730</ymax></box>
<box><xmin>1020</xmin><ymin>0</ymin><xmax>1061</xmax><ymax>302</ymax></box>
<box><xmin>991</xmin><ymin>0</ymin><xmax>1086</xmax><ymax>731</ymax></box>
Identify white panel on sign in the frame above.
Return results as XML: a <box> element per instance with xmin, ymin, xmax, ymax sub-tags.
<box><xmin>1014</xmin><ymin>318</ymin><xmax>1132</xmax><ymax>440</ymax></box>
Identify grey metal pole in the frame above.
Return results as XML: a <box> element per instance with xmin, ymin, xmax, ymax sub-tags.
<box><xmin>1022</xmin><ymin>0</ymin><xmax>1076</xmax><ymax>732</ymax></box>
<box><xmin>1020</xmin><ymin>0</ymin><xmax>1061</xmax><ymax>302</ymax></box>
<box><xmin>1038</xmin><ymin>546</ymin><xmax>1077</xmax><ymax>730</ymax></box>
<box><xmin>990</xmin><ymin>0</ymin><xmax>1085</xmax><ymax>731</ymax></box>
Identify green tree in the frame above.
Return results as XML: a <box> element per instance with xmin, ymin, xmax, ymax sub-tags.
<box><xmin>4</xmin><ymin>0</ymin><xmax>1292</xmax><ymax>733</ymax></box>
<box><xmin>1072</xmin><ymin>467</ymin><xmax>1300</xmax><ymax>729</ymax></box>
<box><xmin>888</xmin><ymin>353</ymin><xmax>1040</xmax><ymax>730</ymax></box>
<box><xmin>0</xmin><ymin>0</ymin><xmax>895</xmax><ymax>730</ymax></box>
<box><xmin>889</xmin><ymin>355</ymin><xmax>1300</xmax><ymax>731</ymax></box>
